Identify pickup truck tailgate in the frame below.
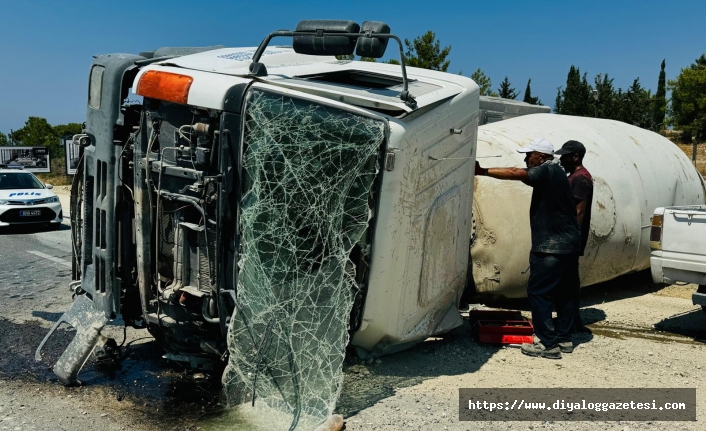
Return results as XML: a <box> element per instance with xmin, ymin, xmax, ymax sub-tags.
<box><xmin>661</xmin><ymin>206</ymin><xmax>706</xmax><ymax>255</ymax></box>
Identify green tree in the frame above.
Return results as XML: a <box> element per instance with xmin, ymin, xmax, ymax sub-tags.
<box><xmin>593</xmin><ymin>73</ymin><xmax>619</xmax><ymax>119</ymax></box>
<box><xmin>0</xmin><ymin>132</ymin><xmax>8</xmax><ymax>146</ymax></box>
<box><xmin>470</xmin><ymin>68</ymin><xmax>498</xmax><ymax>97</ymax></box>
<box><xmin>669</xmin><ymin>54</ymin><xmax>706</xmax><ymax>141</ymax></box>
<box><xmin>652</xmin><ymin>59</ymin><xmax>667</xmax><ymax>131</ymax></box>
<box><xmin>497</xmin><ymin>76</ymin><xmax>518</xmax><ymax>99</ymax></box>
<box><xmin>54</xmin><ymin>123</ymin><xmax>82</xmax><ymax>139</ymax></box>
<box><xmin>523</xmin><ymin>78</ymin><xmax>542</xmax><ymax>105</ymax></box>
<box><xmin>400</xmin><ymin>31</ymin><xmax>451</xmax><ymax>71</ymax></box>
<box><xmin>556</xmin><ymin>67</ymin><xmax>656</xmax><ymax>129</ymax></box>
<box><xmin>12</xmin><ymin>117</ymin><xmax>56</xmax><ymax>147</ymax></box>
<box><xmin>554</xmin><ymin>87</ymin><xmax>563</xmax><ymax>113</ymax></box>
<box><xmin>11</xmin><ymin>118</ymin><xmax>81</xmax><ymax>157</ymax></box>
<box><xmin>617</xmin><ymin>78</ymin><xmax>653</xmax><ymax>128</ymax></box>
<box><xmin>555</xmin><ymin>66</ymin><xmax>592</xmax><ymax>116</ymax></box>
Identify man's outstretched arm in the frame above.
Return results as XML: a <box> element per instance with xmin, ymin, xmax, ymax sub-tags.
<box><xmin>475</xmin><ymin>162</ymin><xmax>529</xmax><ymax>181</ymax></box>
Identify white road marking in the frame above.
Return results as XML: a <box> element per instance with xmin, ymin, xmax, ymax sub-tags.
<box><xmin>27</xmin><ymin>250</ymin><xmax>72</xmax><ymax>268</ymax></box>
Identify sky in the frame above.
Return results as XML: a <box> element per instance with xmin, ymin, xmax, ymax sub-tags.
<box><xmin>1</xmin><ymin>0</ymin><xmax>705</xmax><ymax>134</ymax></box>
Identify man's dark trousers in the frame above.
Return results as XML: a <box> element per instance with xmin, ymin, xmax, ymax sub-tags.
<box><xmin>527</xmin><ymin>252</ymin><xmax>579</xmax><ymax>347</ymax></box>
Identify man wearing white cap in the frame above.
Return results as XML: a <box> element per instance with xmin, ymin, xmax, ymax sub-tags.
<box><xmin>475</xmin><ymin>138</ymin><xmax>581</xmax><ymax>359</ymax></box>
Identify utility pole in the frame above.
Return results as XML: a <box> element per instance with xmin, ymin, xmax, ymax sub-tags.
<box><xmin>9</xmin><ymin>129</ymin><xmax>13</xmax><ymax>145</ymax></box>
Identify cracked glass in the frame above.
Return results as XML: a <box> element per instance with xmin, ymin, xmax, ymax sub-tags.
<box><xmin>223</xmin><ymin>89</ymin><xmax>385</xmax><ymax>430</ymax></box>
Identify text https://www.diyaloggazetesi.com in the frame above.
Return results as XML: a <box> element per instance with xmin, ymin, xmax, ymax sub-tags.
<box><xmin>458</xmin><ymin>388</ymin><xmax>696</xmax><ymax>421</ymax></box>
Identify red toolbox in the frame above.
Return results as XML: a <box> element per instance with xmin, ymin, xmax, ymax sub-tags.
<box><xmin>476</xmin><ymin>320</ymin><xmax>534</xmax><ymax>344</ymax></box>
<box><xmin>468</xmin><ymin>309</ymin><xmax>534</xmax><ymax>345</ymax></box>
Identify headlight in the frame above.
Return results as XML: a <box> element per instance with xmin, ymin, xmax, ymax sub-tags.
<box><xmin>45</xmin><ymin>196</ymin><xmax>59</xmax><ymax>203</ymax></box>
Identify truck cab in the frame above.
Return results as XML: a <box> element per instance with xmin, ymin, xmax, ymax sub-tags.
<box><xmin>36</xmin><ymin>19</ymin><xmax>479</xmax><ymax>427</ymax></box>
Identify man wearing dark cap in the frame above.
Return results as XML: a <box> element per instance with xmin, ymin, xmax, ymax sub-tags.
<box><xmin>555</xmin><ymin>140</ymin><xmax>594</xmax><ymax>335</ymax></box>
<box><xmin>476</xmin><ymin>138</ymin><xmax>581</xmax><ymax>359</ymax></box>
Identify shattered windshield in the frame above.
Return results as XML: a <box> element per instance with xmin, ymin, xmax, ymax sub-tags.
<box><xmin>223</xmin><ymin>88</ymin><xmax>385</xmax><ymax>430</ymax></box>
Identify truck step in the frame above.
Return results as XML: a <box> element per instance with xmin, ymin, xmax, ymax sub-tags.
<box><xmin>35</xmin><ymin>294</ymin><xmax>108</xmax><ymax>385</ymax></box>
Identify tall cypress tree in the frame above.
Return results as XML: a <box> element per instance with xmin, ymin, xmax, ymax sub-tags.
<box><xmin>554</xmin><ymin>87</ymin><xmax>563</xmax><ymax>113</ymax></box>
<box><xmin>617</xmin><ymin>78</ymin><xmax>652</xmax><ymax>128</ymax></box>
<box><xmin>580</xmin><ymin>73</ymin><xmax>593</xmax><ymax>116</ymax></box>
<box><xmin>593</xmin><ymin>73</ymin><xmax>617</xmax><ymax>119</ymax></box>
<box><xmin>557</xmin><ymin>66</ymin><xmax>582</xmax><ymax>115</ymax></box>
<box><xmin>523</xmin><ymin>79</ymin><xmax>542</xmax><ymax>105</ymax></box>
<box><xmin>652</xmin><ymin>59</ymin><xmax>667</xmax><ymax>131</ymax></box>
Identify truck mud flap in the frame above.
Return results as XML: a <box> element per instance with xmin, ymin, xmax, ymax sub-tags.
<box><xmin>35</xmin><ymin>294</ymin><xmax>108</xmax><ymax>385</ymax></box>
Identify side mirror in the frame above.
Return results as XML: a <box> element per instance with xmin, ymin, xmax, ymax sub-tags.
<box><xmin>73</xmin><ymin>134</ymin><xmax>91</xmax><ymax>147</ymax></box>
<box><xmin>293</xmin><ymin>20</ymin><xmax>360</xmax><ymax>56</ymax></box>
<box><xmin>45</xmin><ymin>183</ymin><xmax>53</xmax><ymax>189</ymax></box>
<box><xmin>355</xmin><ymin>21</ymin><xmax>390</xmax><ymax>59</ymax></box>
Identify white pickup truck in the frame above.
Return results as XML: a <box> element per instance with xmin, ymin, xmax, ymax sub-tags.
<box><xmin>650</xmin><ymin>205</ymin><xmax>706</xmax><ymax>311</ymax></box>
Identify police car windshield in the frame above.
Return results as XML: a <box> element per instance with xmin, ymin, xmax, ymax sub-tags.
<box><xmin>0</xmin><ymin>172</ymin><xmax>45</xmax><ymax>189</ymax></box>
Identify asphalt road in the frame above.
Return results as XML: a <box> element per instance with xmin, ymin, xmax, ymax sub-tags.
<box><xmin>0</xmin><ymin>219</ymin><xmax>73</xmax><ymax>324</ymax></box>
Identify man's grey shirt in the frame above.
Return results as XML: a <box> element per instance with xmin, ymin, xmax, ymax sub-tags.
<box><xmin>524</xmin><ymin>161</ymin><xmax>581</xmax><ymax>254</ymax></box>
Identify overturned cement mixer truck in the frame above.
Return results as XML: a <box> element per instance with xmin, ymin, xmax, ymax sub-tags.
<box><xmin>35</xmin><ymin>18</ymin><xmax>705</xmax><ymax>430</ymax></box>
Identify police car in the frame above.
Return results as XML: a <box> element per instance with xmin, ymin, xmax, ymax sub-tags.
<box><xmin>0</xmin><ymin>167</ymin><xmax>63</xmax><ymax>229</ymax></box>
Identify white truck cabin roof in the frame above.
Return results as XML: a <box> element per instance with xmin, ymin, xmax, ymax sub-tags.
<box><xmin>133</xmin><ymin>47</ymin><xmax>476</xmax><ymax>116</ymax></box>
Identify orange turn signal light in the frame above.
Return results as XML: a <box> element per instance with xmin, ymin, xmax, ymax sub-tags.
<box><xmin>136</xmin><ymin>70</ymin><xmax>193</xmax><ymax>105</ymax></box>
<box><xmin>650</xmin><ymin>214</ymin><xmax>663</xmax><ymax>250</ymax></box>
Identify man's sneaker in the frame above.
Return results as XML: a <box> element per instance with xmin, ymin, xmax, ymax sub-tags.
<box><xmin>521</xmin><ymin>341</ymin><xmax>562</xmax><ymax>359</ymax></box>
<box><xmin>558</xmin><ymin>342</ymin><xmax>574</xmax><ymax>353</ymax></box>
